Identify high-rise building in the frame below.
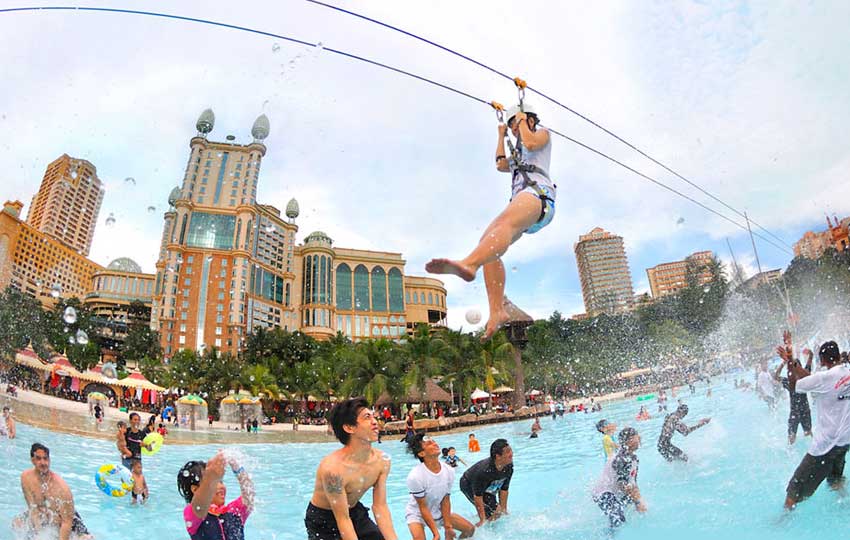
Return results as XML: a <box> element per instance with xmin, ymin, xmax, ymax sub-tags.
<box><xmin>574</xmin><ymin>227</ymin><xmax>634</xmax><ymax>316</ymax></box>
<box><xmin>26</xmin><ymin>154</ymin><xmax>104</xmax><ymax>256</ymax></box>
<box><xmin>646</xmin><ymin>250</ymin><xmax>714</xmax><ymax>299</ymax></box>
<box><xmin>793</xmin><ymin>216</ymin><xmax>850</xmax><ymax>259</ymax></box>
<box><xmin>151</xmin><ymin>110</ymin><xmax>447</xmax><ymax>357</ymax></box>
<box><xmin>1</xmin><ymin>200</ymin><xmax>103</xmax><ymax>304</ymax></box>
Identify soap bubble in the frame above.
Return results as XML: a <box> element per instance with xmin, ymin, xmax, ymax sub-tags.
<box><xmin>465</xmin><ymin>309</ymin><xmax>482</xmax><ymax>325</ymax></box>
<box><xmin>63</xmin><ymin>306</ymin><xmax>77</xmax><ymax>324</ymax></box>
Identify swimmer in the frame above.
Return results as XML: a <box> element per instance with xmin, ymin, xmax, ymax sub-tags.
<box><xmin>596</xmin><ymin>419</ymin><xmax>619</xmax><ymax>459</ymax></box>
<box><xmin>459</xmin><ymin>439</ymin><xmax>514</xmax><ymax>526</ymax></box>
<box><xmin>773</xmin><ymin>342</ymin><xmax>813</xmax><ymax>445</ymax></box>
<box><xmin>756</xmin><ymin>359</ymin><xmax>779</xmax><ymax>410</ymax></box>
<box><xmin>780</xmin><ymin>337</ymin><xmax>850</xmax><ymax>510</ymax></box>
<box><xmin>178</xmin><ymin>451</ymin><xmax>254</xmax><ymax>539</ymax></box>
<box><xmin>442</xmin><ymin>447</ymin><xmax>467</xmax><ymax>468</ymax></box>
<box><xmin>426</xmin><ymin>103</ymin><xmax>556</xmax><ymax>340</ymax></box>
<box><xmin>405</xmin><ymin>434</ymin><xmax>475</xmax><ymax>540</ymax></box>
<box><xmin>591</xmin><ymin>427</ymin><xmax>646</xmax><ymax>530</ymax></box>
<box><xmin>657</xmin><ymin>404</ymin><xmax>710</xmax><ymax>462</ymax></box>
<box><xmin>13</xmin><ymin>443</ymin><xmax>92</xmax><ymax>540</ymax></box>
<box><xmin>468</xmin><ymin>434</ymin><xmax>481</xmax><ymax>453</ymax></box>
<box><xmin>130</xmin><ymin>460</ymin><xmax>148</xmax><ymax>505</ymax></box>
<box><xmin>305</xmin><ymin>397</ymin><xmax>397</xmax><ymax>540</ymax></box>
<box><xmin>2</xmin><ymin>406</ymin><xmax>15</xmax><ymax>439</ymax></box>
<box><xmin>530</xmin><ymin>417</ymin><xmax>542</xmax><ymax>438</ymax></box>
<box><xmin>635</xmin><ymin>406</ymin><xmax>651</xmax><ymax>421</ymax></box>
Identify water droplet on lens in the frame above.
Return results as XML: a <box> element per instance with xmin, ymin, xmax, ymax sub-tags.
<box><xmin>50</xmin><ymin>284</ymin><xmax>62</xmax><ymax>298</ymax></box>
<box><xmin>63</xmin><ymin>306</ymin><xmax>77</xmax><ymax>324</ymax></box>
<box><xmin>272</xmin><ymin>43</ymin><xmax>280</xmax><ymax>53</ymax></box>
<box><xmin>105</xmin><ymin>213</ymin><xmax>116</xmax><ymax>227</ymax></box>
<box><xmin>250</xmin><ymin>375</ymin><xmax>255</xmax><ymax>381</ymax></box>
<box><xmin>315</xmin><ymin>41</ymin><xmax>323</xmax><ymax>51</ymax></box>
<box><xmin>147</xmin><ymin>206</ymin><xmax>156</xmax><ymax>213</ymax></box>
<box><xmin>69</xmin><ymin>336</ymin><xmax>76</xmax><ymax>344</ymax></box>
<box><xmin>511</xmin><ymin>266</ymin><xmax>518</xmax><ymax>273</ymax></box>
<box><xmin>125</xmin><ymin>177</ymin><xmax>135</xmax><ymax>185</ymax></box>
<box><xmin>265</xmin><ymin>225</ymin><xmax>274</xmax><ymax>233</ymax></box>
<box><xmin>75</xmin><ymin>329</ymin><xmax>89</xmax><ymax>345</ymax></box>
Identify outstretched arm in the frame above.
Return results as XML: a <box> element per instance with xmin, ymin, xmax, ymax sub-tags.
<box><xmin>228</xmin><ymin>457</ymin><xmax>255</xmax><ymax>513</ymax></box>
<box><xmin>372</xmin><ymin>459</ymin><xmax>398</xmax><ymax>540</ymax></box>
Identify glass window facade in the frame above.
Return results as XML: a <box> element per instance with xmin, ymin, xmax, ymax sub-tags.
<box><xmin>371</xmin><ymin>266</ymin><xmax>387</xmax><ymax>312</ymax></box>
<box><xmin>186</xmin><ymin>212</ymin><xmax>236</xmax><ymax>249</ymax></box>
<box><xmin>354</xmin><ymin>265</ymin><xmax>369</xmax><ymax>311</ymax></box>
<box><xmin>251</xmin><ymin>265</ymin><xmax>284</xmax><ymax>304</ymax></box>
<box><xmin>336</xmin><ymin>263</ymin><xmax>352</xmax><ymax>310</ymax></box>
<box><xmin>388</xmin><ymin>268</ymin><xmax>404</xmax><ymax>312</ymax></box>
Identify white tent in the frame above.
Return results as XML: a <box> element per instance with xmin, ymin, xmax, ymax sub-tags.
<box><xmin>470</xmin><ymin>388</ymin><xmax>490</xmax><ymax>400</ymax></box>
<box><xmin>526</xmin><ymin>389</ymin><xmax>543</xmax><ymax>396</ymax></box>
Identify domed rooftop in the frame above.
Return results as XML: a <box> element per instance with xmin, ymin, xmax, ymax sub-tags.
<box><xmin>285</xmin><ymin>198</ymin><xmax>299</xmax><ymax>219</ymax></box>
<box><xmin>196</xmin><ymin>108</ymin><xmax>215</xmax><ymax>135</ymax></box>
<box><xmin>252</xmin><ymin>114</ymin><xmax>270</xmax><ymax>141</ymax></box>
<box><xmin>167</xmin><ymin>186</ymin><xmax>181</xmax><ymax>207</ymax></box>
<box><xmin>304</xmin><ymin>231</ymin><xmax>333</xmax><ymax>245</ymax></box>
<box><xmin>107</xmin><ymin>257</ymin><xmax>143</xmax><ymax>274</ymax></box>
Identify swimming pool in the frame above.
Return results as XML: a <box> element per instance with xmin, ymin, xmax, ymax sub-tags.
<box><xmin>1</xmin><ymin>379</ymin><xmax>846</xmax><ymax>540</ymax></box>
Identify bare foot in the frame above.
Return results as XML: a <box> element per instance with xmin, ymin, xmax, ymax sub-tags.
<box><xmin>425</xmin><ymin>258</ymin><xmax>476</xmax><ymax>282</ymax></box>
<box><xmin>481</xmin><ymin>310</ymin><xmax>510</xmax><ymax>341</ymax></box>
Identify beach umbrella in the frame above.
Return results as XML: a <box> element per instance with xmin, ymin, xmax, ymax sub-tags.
<box><xmin>88</xmin><ymin>392</ymin><xmax>108</xmax><ymax>401</ymax></box>
<box><xmin>178</xmin><ymin>394</ymin><xmax>207</xmax><ymax>406</ymax></box>
<box><xmin>470</xmin><ymin>388</ymin><xmax>490</xmax><ymax>400</ymax></box>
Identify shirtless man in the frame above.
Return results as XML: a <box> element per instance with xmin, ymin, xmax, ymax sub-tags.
<box><xmin>305</xmin><ymin>397</ymin><xmax>398</xmax><ymax>540</ymax></box>
<box><xmin>2</xmin><ymin>406</ymin><xmax>15</xmax><ymax>439</ymax></box>
<box><xmin>13</xmin><ymin>443</ymin><xmax>92</xmax><ymax>539</ymax></box>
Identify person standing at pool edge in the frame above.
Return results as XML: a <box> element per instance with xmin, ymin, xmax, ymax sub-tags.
<box><xmin>426</xmin><ymin>103</ymin><xmax>555</xmax><ymax>340</ymax></box>
<box><xmin>460</xmin><ymin>439</ymin><xmax>514</xmax><ymax>526</ymax></box>
<box><xmin>305</xmin><ymin>397</ymin><xmax>397</xmax><ymax>540</ymax></box>
<box><xmin>780</xmin><ymin>336</ymin><xmax>850</xmax><ymax>509</ymax></box>
<box><xmin>657</xmin><ymin>403</ymin><xmax>710</xmax><ymax>462</ymax></box>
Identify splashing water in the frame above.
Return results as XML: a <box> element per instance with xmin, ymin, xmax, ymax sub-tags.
<box><xmin>147</xmin><ymin>206</ymin><xmax>156</xmax><ymax>213</ymax></box>
<box><xmin>75</xmin><ymin>329</ymin><xmax>89</xmax><ymax>345</ymax></box>
<box><xmin>124</xmin><ymin>177</ymin><xmax>135</xmax><ymax>186</ymax></box>
<box><xmin>62</xmin><ymin>306</ymin><xmax>77</xmax><ymax>325</ymax></box>
<box><xmin>105</xmin><ymin>213</ymin><xmax>116</xmax><ymax>227</ymax></box>
<box><xmin>271</xmin><ymin>42</ymin><xmax>280</xmax><ymax>53</ymax></box>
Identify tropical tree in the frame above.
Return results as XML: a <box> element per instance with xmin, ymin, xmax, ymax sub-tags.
<box><xmin>238</xmin><ymin>364</ymin><xmax>280</xmax><ymax>401</ymax></box>
<box><xmin>401</xmin><ymin>324</ymin><xmax>447</xmax><ymax>395</ymax></box>
<box><xmin>0</xmin><ymin>286</ymin><xmax>48</xmax><ymax>364</ymax></box>
<box><xmin>475</xmin><ymin>332</ymin><xmax>513</xmax><ymax>409</ymax></box>
<box><xmin>339</xmin><ymin>339</ymin><xmax>405</xmax><ymax>404</ymax></box>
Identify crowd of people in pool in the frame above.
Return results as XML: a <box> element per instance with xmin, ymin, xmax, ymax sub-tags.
<box><xmin>6</xmin><ymin>329</ymin><xmax>850</xmax><ymax>539</ymax></box>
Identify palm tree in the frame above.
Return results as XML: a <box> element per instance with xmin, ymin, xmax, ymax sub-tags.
<box><xmin>239</xmin><ymin>364</ymin><xmax>280</xmax><ymax>400</ymax></box>
<box><xmin>339</xmin><ymin>339</ymin><xmax>405</xmax><ymax>405</ymax></box>
<box><xmin>402</xmin><ymin>324</ymin><xmax>447</xmax><ymax>396</ymax></box>
<box><xmin>476</xmin><ymin>332</ymin><xmax>514</xmax><ymax>410</ymax></box>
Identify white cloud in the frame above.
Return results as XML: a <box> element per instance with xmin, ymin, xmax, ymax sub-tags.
<box><xmin>1</xmin><ymin>0</ymin><xmax>848</xmax><ymax>329</ymax></box>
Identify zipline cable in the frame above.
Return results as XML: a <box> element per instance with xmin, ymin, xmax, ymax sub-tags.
<box><xmin>0</xmin><ymin>5</ymin><xmax>792</xmax><ymax>255</ymax></box>
<box><xmin>302</xmin><ymin>0</ymin><xmax>793</xmax><ymax>250</ymax></box>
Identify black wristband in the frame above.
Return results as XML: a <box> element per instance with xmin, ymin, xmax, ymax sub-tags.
<box><xmin>495</xmin><ymin>155</ymin><xmax>506</xmax><ymax>162</ymax></box>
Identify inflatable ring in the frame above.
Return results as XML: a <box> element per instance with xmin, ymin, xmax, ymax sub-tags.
<box><xmin>636</xmin><ymin>394</ymin><xmax>655</xmax><ymax>401</ymax></box>
<box><xmin>142</xmin><ymin>432</ymin><xmax>164</xmax><ymax>456</ymax></box>
<box><xmin>95</xmin><ymin>464</ymin><xmax>134</xmax><ymax>497</ymax></box>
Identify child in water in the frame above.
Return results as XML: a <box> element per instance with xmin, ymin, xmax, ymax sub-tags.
<box><xmin>596</xmin><ymin>419</ymin><xmax>619</xmax><ymax>458</ymax></box>
<box><xmin>468</xmin><ymin>433</ymin><xmax>481</xmax><ymax>453</ymax></box>
<box><xmin>130</xmin><ymin>460</ymin><xmax>148</xmax><ymax>504</ymax></box>
<box><xmin>178</xmin><ymin>451</ymin><xmax>254</xmax><ymax>540</ymax></box>
<box><xmin>441</xmin><ymin>446</ymin><xmax>467</xmax><ymax>468</ymax></box>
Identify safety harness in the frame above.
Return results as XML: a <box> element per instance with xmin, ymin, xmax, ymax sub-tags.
<box><xmin>492</xmin><ymin>78</ymin><xmax>555</xmax><ymax>219</ymax></box>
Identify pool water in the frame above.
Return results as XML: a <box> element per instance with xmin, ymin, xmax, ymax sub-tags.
<box><xmin>1</xmin><ymin>379</ymin><xmax>846</xmax><ymax>540</ymax></box>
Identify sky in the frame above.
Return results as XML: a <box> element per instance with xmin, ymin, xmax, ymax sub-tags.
<box><xmin>1</xmin><ymin>0</ymin><xmax>849</xmax><ymax>331</ymax></box>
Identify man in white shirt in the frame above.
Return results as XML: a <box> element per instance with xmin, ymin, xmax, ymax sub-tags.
<box><xmin>779</xmin><ymin>334</ymin><xmax>850</xmax><ymax>509</ymax></box>
<box><xmin>405</xmin><ymin>433</ymin><xmax>475</xmax><ymax>540</ymax></box>
<box><xmin>756</xmin><ymin>360</ymin><xmax>779</xmax><ymax>410</ymax></box>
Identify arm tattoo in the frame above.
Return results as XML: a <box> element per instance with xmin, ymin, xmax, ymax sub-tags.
<box><xmin>324</xmin><ymin>472</ymin><xmax>344</xmax><ymax>495</ymax></box>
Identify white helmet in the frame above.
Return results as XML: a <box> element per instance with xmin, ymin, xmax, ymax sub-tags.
<box><xmin>506</xmin><ymin>103</ymin><xmax>538</xmax><ymax>124</ymax></box>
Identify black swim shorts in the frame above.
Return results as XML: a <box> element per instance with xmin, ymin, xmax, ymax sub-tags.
<box><xmin>305</xmin><ymin>501</ymin><xmax>383</xmax><ymax>540</ymax></box>
<box><xmin>787</xmin><ymin>444</ymin><xmax>849</xmax><ymax>502</ymax></box>
<box><xmin>459</xmin><ymin>476</ymin><xmax>499</xmax><ymax>518</ymax></box>
<box><xmin>658</xmin><ymin>443</ymin><xmax>688</xmax><ymax>462</ymax></box>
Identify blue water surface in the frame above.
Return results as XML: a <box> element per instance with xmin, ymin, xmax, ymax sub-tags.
<box><xmin>0</xmin><ymin>378</ymin><xmax>846</xmax><ymax>540</ymax></box>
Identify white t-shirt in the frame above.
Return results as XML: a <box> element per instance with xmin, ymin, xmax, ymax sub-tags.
<box><xmin>796</xmin><ymin>364</ymin><xmax>850</xmax><ymax>456</ymax></box>
<box><xmin>757</xmin><ymin>371</ymin><xmax>777</xmax><ymax>396</ymax></box>
<box><xmin>405</xmin><ymin>462</ymin><xmax>455</xmax><ymax>524</ymax></box>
